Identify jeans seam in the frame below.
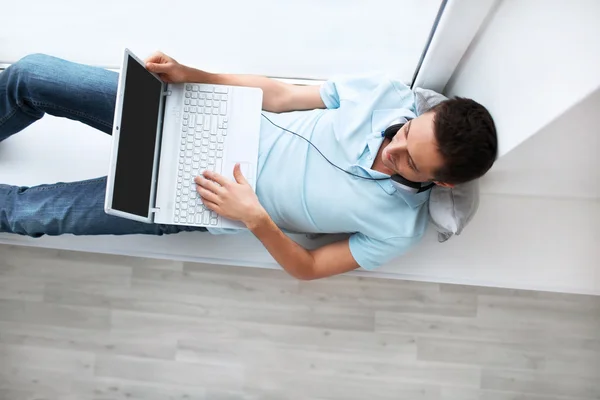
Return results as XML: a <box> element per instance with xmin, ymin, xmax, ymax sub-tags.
<box><xmin>0</xmin><ymin>106</ymin><xmax>18</xmax><ymax>126</ymax></box>
<box><xmin>24</xmin><ymin>97</ymin><xmax>112</xmax><ymax>129</ymax></box>
<box><xmin>19</xmin><ymin>177</ymin><xmax>106</xmax><ymax>193</ymax></box>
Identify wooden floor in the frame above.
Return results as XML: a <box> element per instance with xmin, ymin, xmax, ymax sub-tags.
<box><xmin>0</xmin><ymin>244</ymin><xmax>598</xmax><ymax>400</ymax></box>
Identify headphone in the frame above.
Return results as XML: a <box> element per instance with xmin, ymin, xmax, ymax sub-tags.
<box><xmin>261</xmin><ymin>113</ymin><xmax>435</xmax><ymax>194</ymax></box>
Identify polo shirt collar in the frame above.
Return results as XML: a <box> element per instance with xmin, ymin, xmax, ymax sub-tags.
<box><xmin>351</xmin><ymin>108</ymin><xmax>430</xmax><ymax>208</ymax></box>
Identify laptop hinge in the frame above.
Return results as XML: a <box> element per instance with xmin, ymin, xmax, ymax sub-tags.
<box><xmin>150</xmin><ymin>207</ymin><xmax>160</xmax><ymax>214</ymax></box>
<box><xmin>162</xmin><ymin>90</ymin><xmax>172</xmax><ymax>96</ymax></box>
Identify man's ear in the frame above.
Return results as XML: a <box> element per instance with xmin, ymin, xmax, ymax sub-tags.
<box><xmin>434</xmin><ymin>181</ymin><xmax>455</xmax><ymax>188</ymax></box>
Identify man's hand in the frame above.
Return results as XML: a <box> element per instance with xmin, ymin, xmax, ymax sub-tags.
<box><xmin>144</xmin><ymin>51</ymin><xmax>188</xmax><ymax>83</ymax></box>
<box><xmin>194</xmin><ymin>164</ymin><xmax>267</xmax><ymax>228</ymax></box>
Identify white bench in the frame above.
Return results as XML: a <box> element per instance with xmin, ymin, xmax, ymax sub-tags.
<box><xmin>1</xmin><ymin>113</ymin><xmax>599</xmax><ymax>296</ymax></box>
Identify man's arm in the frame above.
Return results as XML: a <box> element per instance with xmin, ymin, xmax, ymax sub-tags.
<box><xmin>184</xmin><ymin>67</ymin><xmax>326</xmax><ymax>113</ymax></box>
<box><xmin>145</xmin><ymin>51</ymin><xmax>326</xmax><ymax>113</ymax></box>
<box><xmin>247</xmin><ymin>213</ymin><xmax>360</xmax><ymax>280</ymax></box>
<box><xmin>195</xmin><ymin>166</ymin><xmax>360</xmax><ymax>280</ymax></box>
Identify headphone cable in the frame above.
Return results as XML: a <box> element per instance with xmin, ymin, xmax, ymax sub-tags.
<box><xmin>260</xmin><ymin>113</ymin><xmax>389</xmax><ymax>182</ymax></box>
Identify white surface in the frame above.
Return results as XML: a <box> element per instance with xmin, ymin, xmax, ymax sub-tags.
<box><xmin>412</xmin><ymin>0</ymin><xmax>496</xmax><ymax>92</ymax></box>
<box><xmin>445</xmin><ymin>0</ymin><xmax>600</xmax><ymax>157</ymax></box>
<box><xmin>2</xmin><ymin>0</ymin><xmax>600</xmax><ymax>295</ymax></box>
<box><xmin>480</xmin><ymin>87</ymin><xmax>600</xmax><ymax>200</ymax></box>
<box><xmin>1</xmin><ymin>116</ymin><xmax>599</xmax><ymax>295</ymax></box>
<box><xmin>1</xmin><ymin>0</ymin><xmax>442</xmax><ymax>82</ymax></box>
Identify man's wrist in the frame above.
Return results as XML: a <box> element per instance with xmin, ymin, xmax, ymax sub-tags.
<box><xmin>244</xmin><ymin>208</ymin><xmax>270</xmax><ymax>231</ymax></box>
<box><xmin>183</xmin><ymin>66</ymin><xmax>222</xmax><ymax>85</ymax></box>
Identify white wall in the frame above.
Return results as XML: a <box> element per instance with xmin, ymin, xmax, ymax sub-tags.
<box><xmin>445</xmin><ymin>0</ymin><xmax>600</xmax><ymax>157</ymax></box>
<box><xmin>432</xmin><ymin>0</ymin><xmax>600</xmax><ymax>294</ymax></box>
<box><xmin>480</xmin><ymin>87</ymin><xmax>600</xmax><ymax>200</ymax></box>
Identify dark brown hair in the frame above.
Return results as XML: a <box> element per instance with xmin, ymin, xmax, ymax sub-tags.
<box><xmin>431</xmin><ymin>97</ymin><xmax>498</xmax><ymax>184</ymax></box>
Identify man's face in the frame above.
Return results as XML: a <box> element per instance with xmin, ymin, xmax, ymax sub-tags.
<box><xmin>380</xmin><ymin>112</ymin><xmax>446</xmax><ymax>184</ymax></box>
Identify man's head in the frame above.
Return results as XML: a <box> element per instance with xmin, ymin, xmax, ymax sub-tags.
<box><xmin>380</xmin><ymin>97</ymin><xmax>498</xmax><ymax>186</ymax></box>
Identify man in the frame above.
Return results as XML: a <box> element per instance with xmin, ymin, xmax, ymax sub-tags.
<box><xmin>0</xmin><ymin>52</ymin><xmax>497</xmax><ymax>280</ymax></box>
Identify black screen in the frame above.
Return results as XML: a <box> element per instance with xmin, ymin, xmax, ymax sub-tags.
<box><xmin>112</xmin><ymin>56</ymin><xmax>163</xmax><ymax>217</ymax></box>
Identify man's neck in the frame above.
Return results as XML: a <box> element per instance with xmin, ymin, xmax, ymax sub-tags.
<box><xmin>371</xmin><ymin>138</ymin><xmax>394</xmax><ymax>175</ymax></box>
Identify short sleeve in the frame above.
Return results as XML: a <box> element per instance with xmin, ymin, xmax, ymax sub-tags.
<box><xmin>349</xmin><ymin>232</ymin><xmax>422</xmax><ymax>271</ymax></box>
<box><xmin>319</xmin><ymin>73</ymin><xmax>396</xmax><ymax>110</ymax></box>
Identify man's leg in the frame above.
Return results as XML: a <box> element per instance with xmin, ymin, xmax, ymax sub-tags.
<box><xmin>0</xmin><ymin>54</ymin><xmax>205</xmax><ymax>237</ymax></box>
<box><xmin>0</xmin><ymin>177</ymin><xmax>206</xmax><ymax>237</ymax></box>
<box><xmin>0</xmin><ymin>53</ymin><xmax>118</xmax><ymax>140</ymax></box>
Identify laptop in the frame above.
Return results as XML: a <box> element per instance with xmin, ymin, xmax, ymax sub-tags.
<box><xmin>104</xmin><ymin>48</ymin><xmax>263</xmax><ymax>229</ymax></box>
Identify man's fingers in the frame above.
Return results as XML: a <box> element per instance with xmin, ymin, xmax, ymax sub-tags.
<box><xmin>146</xmin><ymin>62</ymin><xmax>171</xmax><ymax>73</ymax></box>
<box><xmin>202</xmin><ymin>199</ymin><xmax>220</xmax><ymax>212</ymax></box>
<box><xmin>194</xmin><ymin>176</ymin><xmax>224</xmax><ymax>194</ymax></box>
<box><xmin>233</xmin><ymin>163</ymin><xmax>248</xmax><ymax>185</ymax></box>
<box><xmin>144</xmin><ymin>51</ymin><xmax>165</xmax><ymax>64</ymax></box>
<box><xmin>196</xmin><ymin>186</ymin><xmax>220</xmax><ymax>204</ymax></box>
<box><xmin>202</xmin><ymin>170</ymin><xmax>230</xmax><ymax>187</ymax></box>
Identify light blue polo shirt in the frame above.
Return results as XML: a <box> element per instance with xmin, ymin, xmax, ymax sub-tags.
<box><xmin>209</xmin><ymin>73</ymin><xmax>430</xmax><ymax>270</ymax></box>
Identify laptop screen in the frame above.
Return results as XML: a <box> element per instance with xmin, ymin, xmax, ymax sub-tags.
<box><xmin>112</xmin><ymin>55</ymin><xmax>163</xmax><ymax>217</ymax></box>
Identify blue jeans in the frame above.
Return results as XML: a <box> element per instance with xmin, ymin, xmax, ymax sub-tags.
<box><xmin>0</xmin><ymin>54</ymin><xmax>206</xmax><ymax>237</ymax></box>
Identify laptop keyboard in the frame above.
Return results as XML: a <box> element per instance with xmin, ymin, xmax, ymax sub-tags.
<box><xmin>175</xmin><ymin>84</ymin><xmax>230</xmax><ymax>226</ymax></box>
